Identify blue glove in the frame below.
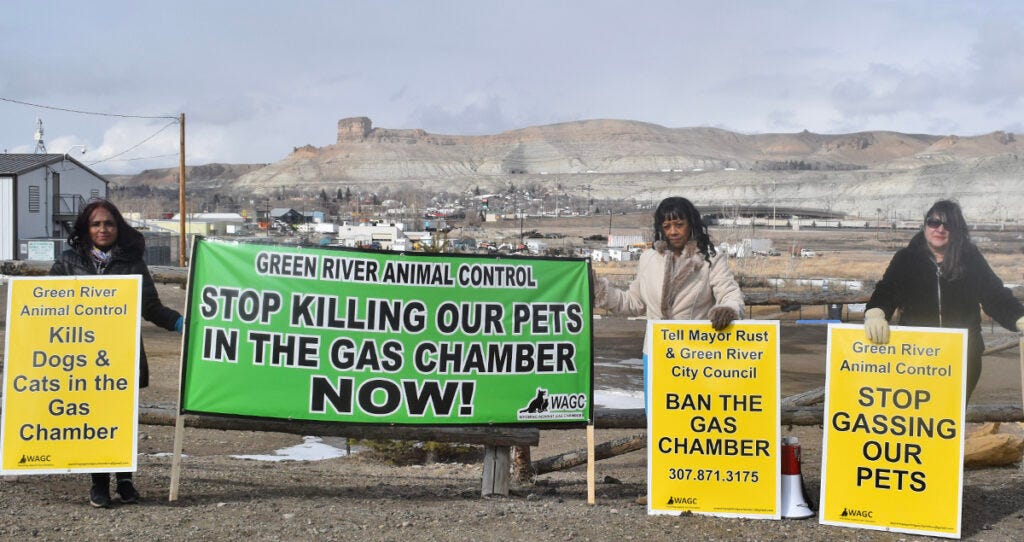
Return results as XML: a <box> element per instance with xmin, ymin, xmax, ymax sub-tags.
<box><xmin>174</xmin><ymin>316</ymin><xmax>184</xmax><ymax>333</ymax></box>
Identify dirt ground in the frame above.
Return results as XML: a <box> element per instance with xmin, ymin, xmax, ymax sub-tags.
<box><xmin>3</xmin><ymin>278</ymin><xmax>1024</xmax><ymax>541</ymax></box>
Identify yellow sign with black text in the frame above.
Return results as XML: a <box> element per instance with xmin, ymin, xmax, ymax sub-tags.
<box><xmin>820</xmin><ymin>325</ymin><xmax>966</xmax><ymax>539</ymax></box>
<box><xmin>1</xmin><ymin>276</ymin><xmax>142</xmax><ymax>474</ymax></box>
<box><xmin>647</xmin><ymin>320</ymin><xmax>780</xmax><ymax>518</ymax></box>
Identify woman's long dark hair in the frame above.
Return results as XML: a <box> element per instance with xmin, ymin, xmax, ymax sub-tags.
<box><xmin>653</xmin><ymin>197</ymin><xmax>716</xmax><ymax>262</ymax></box>
<box><xmin>923</xmin><ymin>199</ymin><xmax>969</xmax><ymax>280</ymax></box>
<box><xmin>68</xmin><ymin>199</ymin><xmax>145</xmax><ymax>255</ymax></box>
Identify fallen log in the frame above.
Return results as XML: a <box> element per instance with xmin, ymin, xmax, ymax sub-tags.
<box><xmin>144</xmin><ymin>265</ymin><xmax>188</xmax><ymax>286</ymax></box>
<box><xmin>537</xmin><ymin>405</ymin><xmax>1024</xmax><ymax>474</ymax></box>
<box><xmin>781</xmin><ymin>386</ymin><xmax>825</xmax><ymax>407</ymax></box>
<box><xmin>0</xmin><ymin>260</ymin><xmax>51</xmax><ymax>276</ymax></box>
<box><xmin>744</xmin><ymin>284</ymin><xmax>1023</xmax><ymax>306</ymax></box>
<box><xmin>138</xmin><ymin>405</ymin><xmax>539</xmax><ymax>446</ymax></box>
<box><xmin>595</xmin><ymin>406</ymin><xmax>824</xmax><ymax>428</ymax></box>
<box><xmin>533</xmin><ymin>433</ymin><xmax>646</xmax><ymax>475</ymax></box>
<box><xmin>0</xmin><ymin>260</ymin><xmax>188</xmax><ymax>285</ymax></box>
<box><xmin>593</xmin><ymin>404</ymin><xmax>1024</xmax><ymax>429</ymax></box>
<box><xmin>984</xmin><ymin>339</ymin><xmax>1021</xmax><ymax>356</ymax></box>
<box><xmin>743</xmin><ymin>291</ymin><xmax>871</xmax><ymax>305</ymax></box>
<box><xmin>9</xmin><ymin>260</ymin><xmax>1019</xmax><ymax>306</ymax></box>
<box><xmin>593</xmin><ymin>408</ymin><xmax>649</xmax><ymax>429</ymax></box>
<box><xmin>965</xmin><ymin>432</ymin><xmax>1024</xmax><ymax>467</ymax></box>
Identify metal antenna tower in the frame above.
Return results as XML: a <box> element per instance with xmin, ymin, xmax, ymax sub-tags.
<box><xmin>34</xmin><ymin>118</ymin><xmax>46</xmax><ymax>153</ymax></box>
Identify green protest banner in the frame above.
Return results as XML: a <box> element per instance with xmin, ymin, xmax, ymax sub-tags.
<box><xmin>180</xmin><ymin>238</ymin><xmax>593</xmax><ymax>426</ymax></box>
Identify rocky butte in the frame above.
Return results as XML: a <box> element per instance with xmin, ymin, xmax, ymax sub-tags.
<box><xmin>122</xmin><ymin>117</ymin><xmax>1024</xmax><ymax>220</ymax></box>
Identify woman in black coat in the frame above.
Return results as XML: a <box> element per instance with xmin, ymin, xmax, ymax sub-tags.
<box><xmin>864</xmin><ymin>200</ymin><xmax>1024</xmax><ymax>403</ymax></box>
<box><xmin>49</xmin><ymin>199</ymin><xmax>182</xmax><ymax>508</ymax></box>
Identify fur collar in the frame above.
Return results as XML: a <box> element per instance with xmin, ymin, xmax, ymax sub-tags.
<box><xmin>654</xmin><ymin>239</ymin><xmax>699</xmax><ymax>258</ymax></box>
<box><xmin>659</xmin><ymin>240</ymin><xmax>704</xmax><ymax>315</ymax></box>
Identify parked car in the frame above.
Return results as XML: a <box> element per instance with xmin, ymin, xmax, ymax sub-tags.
<box><xmin>800</xmin><ymin>248</ymin><xmax>816</xmax><ymax>258</ymax></box>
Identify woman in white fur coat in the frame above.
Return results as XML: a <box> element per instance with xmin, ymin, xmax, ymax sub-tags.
<box><xmin>595</xmin><ymin>196</ymin><xmax>745</xmax><ymax>329</ymax></box>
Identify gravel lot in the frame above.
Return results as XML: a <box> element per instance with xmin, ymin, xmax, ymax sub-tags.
<box><xmin>3</xmin><ymin>422</ymin><xmax>1024</xmax><ymax>541</ymax></box>
<box><xmin>3</xmin><ymin>280</ymin><xmax>1024</xmax><ymax>541</ymax></box>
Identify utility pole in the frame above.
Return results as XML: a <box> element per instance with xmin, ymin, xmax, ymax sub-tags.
<box><xmin>169</xmin><ymin>112</ymin><xmax>188</xmax><ymax>498</ymax></box>
<box><xmin>771</xmin><ymin>180</ymin><xmax>777</xmax><ymax>231</ymax></box>
<box><xmin>828</xmin><ymin>183</ymin><xmax>836</xmax><ymax>218</ymax></box>
<box><xmin>178</xmin><ymin>113</ymin><xmax>186</xmax><ymax>267</ymax></box>
<box><xmin>519</xmin><ymin>209</ymin><xmax>524</xmax><ymax>247</ymax></box>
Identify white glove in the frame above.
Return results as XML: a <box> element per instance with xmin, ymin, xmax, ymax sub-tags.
<box><xmin>864</xmin><ymin>308</ymin><xmax>890</xmax><ymax>344</ymax></box>
<box><xmin>1016</xmin><ymin>315</ymin><xmax>1024</xmax><ymax>333</ymax></box>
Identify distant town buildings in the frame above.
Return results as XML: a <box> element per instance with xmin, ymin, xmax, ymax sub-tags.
<box><xmin>0</xmin><ymin>154</ymin><xmax>108</xmax><ymax>260</ymax></box>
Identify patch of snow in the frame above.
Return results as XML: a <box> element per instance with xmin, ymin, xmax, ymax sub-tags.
<box><xmin>230</xmin><ymin>436</ymin><xmax>357</xmax><ymax>462</ymax></box>
<box><xmin>594</xmin><ymin>388</ymin><xmax>644</xmax><ymax>409</ymax></box>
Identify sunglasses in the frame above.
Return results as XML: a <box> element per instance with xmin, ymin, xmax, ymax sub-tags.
<box><xmin>925</xmin><ymin>218</ymin><xmax>949</xmax><ymax>229</ymax></box>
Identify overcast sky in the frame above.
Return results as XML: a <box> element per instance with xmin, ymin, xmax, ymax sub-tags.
<box><xmin>2</xmin><ymin>1</ymin><xmax>1023</xmax><ymax>173</ymax></box>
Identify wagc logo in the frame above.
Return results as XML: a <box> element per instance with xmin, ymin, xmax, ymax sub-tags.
<box><xmin>667</xmin><ymin>496</ymin><xmax>698</xmax><ymax>506</ymax></box>
<box><xmin>517</xmin><ymin>388</ymin><xmax>587</xmax><ymax>420</ymax></box>
<box><xmin>840</xmin><ymin>507</ymin><xmax>875</xmax><ymax>520</ymax></box>
<box><xmin>18</xmin><ymin>454</ymin><xmax>52</xmax><ymax>465</ymax></box>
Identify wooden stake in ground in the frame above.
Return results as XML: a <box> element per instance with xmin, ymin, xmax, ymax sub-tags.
<box><xmin>587</xmin><ymin>425</ymin><xmax>596</xmax><ymax>505</ymax></box>
<box><xmin>168</xmin><ymin>414</ymin><xmax>186</xmax><ymax>501</ymax></box>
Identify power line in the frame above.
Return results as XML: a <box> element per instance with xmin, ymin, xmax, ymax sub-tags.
<box><xmin>87</xmin><ymin>120</ymin><xmax>178</xmax><ymax>167</ymax></box>
<box><xmin>3</xmin><ymin>95</ymin><xmax>182</xmax><ymax>166</ymax></box>
<box><xmin>0</xmin><ymin>96</ymin><xmax>178</xmax><ymax>120</ymax></box>
<box><xmin>108</xmin><ymin>153</ymin><xmax>180</xmax><ymax>162</ymax></box>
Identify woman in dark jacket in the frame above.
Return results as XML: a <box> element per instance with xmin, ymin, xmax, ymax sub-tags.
<box><xmin>49</xmin><ymin>199</ymin><xmax>182</xmax><ymax>508</ymax></box>
<box><xmin>864</xmin><ymin>200</ymin><xmax>1024</xmax><ymax>403</ymax></box>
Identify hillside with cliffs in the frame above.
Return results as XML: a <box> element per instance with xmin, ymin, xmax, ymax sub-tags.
<box><xmin>107</xmin><ymin>162</ymin><xmax>267</xmax><ymax>191</ymax></box>
<box><xmin>114</xmin><ymin>117</ymin><xmax>1024</xmax><ymax>221</ymax></box>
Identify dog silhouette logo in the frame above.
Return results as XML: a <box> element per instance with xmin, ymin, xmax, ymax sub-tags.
<box><xmin>519</xmin><ymin>388</ymin><xmax>549</xmax><ymax>414</ymax></box>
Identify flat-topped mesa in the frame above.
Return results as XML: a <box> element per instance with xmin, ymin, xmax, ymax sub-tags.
<box><xmin>337</xmin><ymin>117</ymin><xmax>373</xmax><ymax>142</ymax></box>
<box><xmin>336</xmin><ymin>116</ymin><xmax>456</xmax><ymax>145</ymax></box>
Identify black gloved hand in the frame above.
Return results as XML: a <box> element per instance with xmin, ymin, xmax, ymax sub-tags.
<box><xmin>709</xmin><ymin>307</ymin><xmax>736</xmax><ymax>331</ymax></box>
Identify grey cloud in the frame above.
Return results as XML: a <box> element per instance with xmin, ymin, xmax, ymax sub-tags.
<box><xmin>408</xmin><ymin>96</ymin><xmax>512</xmax><ymax>136</ymax></box>
<box><xmin>765</xmin><ymin>110</ymin><xmax>801</xmax><ymax>131</ymax></box>
<box><xmin>829</xmin><ymin>63</ymin><xmax>954</xmax><ymax>119</ymax></box>
<box><xmin>1001</xmin><ymin>120</ymin><xmax>1024</xmax><ymax>133</ymax></box>
<box><xmin>389</xmin><ymin>85</ymin><xmax>410</xmax><ymax>102</ymax></box>
<box><xmin>922</xmin><ymin>117</ymin><xmax>963</xmax><ymax>135</ymax></box>
<box><xmin>709</xmin><ymin>72</ymin><xmax>808</xmax><ymax>101</ymax></box>
<box><xmin>185</xmin><ymin>93</ymin><xmax>279</xmax><ymax>126</ymax></box>
<box><xmin>965</xmin><ymin>21</ymin><xmax>1024</xmax><ymax>106</ymax></box>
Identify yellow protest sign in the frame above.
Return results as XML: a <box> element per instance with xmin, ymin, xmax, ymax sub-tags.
<box><xmin>820</xmin><ymin>325</ymin><xmax>966</xmax><ymax>538</ymax></box>
<box><xmin>647</xmin><ymin>320</ymin><xmax>780</xmax><ymax>518</ymax></box>
<box><xmin>1</xmin><ymin>276</ymin><xmax>142</xmax><ymax>474</ymax></box>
